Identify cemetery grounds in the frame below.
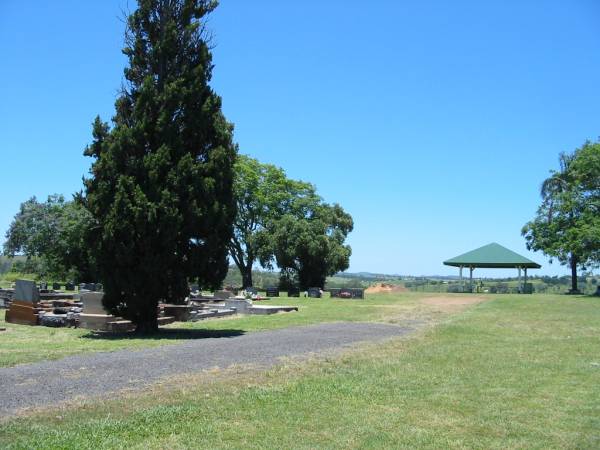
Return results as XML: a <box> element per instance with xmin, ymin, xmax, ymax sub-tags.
<box><xmin>0</xmin><ymin>291</ymin><xmax>599</xmax><ymax>448</ymax></box>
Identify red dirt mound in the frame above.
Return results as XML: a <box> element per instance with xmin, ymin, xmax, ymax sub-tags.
<box><xmin>365</xmin><ymin>283</ymin><xmax>408</xmax><ymax>294</ymax></box>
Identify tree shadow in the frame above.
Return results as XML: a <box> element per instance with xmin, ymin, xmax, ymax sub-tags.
<box><xmin>80</xmin><ymin>328</ymin><xmax>246</xmax><ymax>341</ymax></box>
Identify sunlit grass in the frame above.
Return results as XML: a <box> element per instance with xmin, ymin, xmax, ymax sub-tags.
<box><xmin>0</xmin><ymin>292</ymin><xmax>430</xmax><ymax>367</ymax></box>
<box><xmin>1</xmin><ymin>294</ymin><xmax>598</xmax><ymax>448</ymax></box>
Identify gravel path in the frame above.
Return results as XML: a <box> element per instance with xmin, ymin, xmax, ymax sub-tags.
<box><xmin>0</xmin><ymin>322</ymin><xmax>415</xmax><ymax>416</ymax></box>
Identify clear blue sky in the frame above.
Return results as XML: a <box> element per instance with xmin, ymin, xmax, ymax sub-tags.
<box><xmin>1</xmin><ymin>1</ymin><xmax>599</xmax><ymax>277</ymax></box>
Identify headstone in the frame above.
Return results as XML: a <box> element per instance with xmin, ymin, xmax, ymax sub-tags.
<box><xmin>15</xmin><ymin>280</ymin><xmax>40</xmax><ymax>304</ymax></box>
<box><xmin>339</xmin><ymin>288</ymin><xmax>353</xmax><ymax>298</ymax></box>
<box><xmin>328</xmin><ymin>288</ymin><xmax>341</xmax><ymax>298</ymax></box>
<box><xmin>65</xmin><ymin>282</ymin><xmax>75</xmax><ymax>291</ymax></box>
<box><xmin>350</xmin><ymin>288</ymin><xmax>365</xmax><ymax>299</ymax></box>
<box><xmin>5</xmin><ymin>280</ymin><xmax>41</xmax><ymax>325</ymax></box>
<box><xmin>287</xmin><ymin>287</ymin><xmax>300</xmax><ymax>297</ymax></box>
<box><xmin>245</xmin><ymin>286</ymin><xmax>258</xmax><ymax>295</ymax></box>
<box><xmin>214</xmin><ymin>290</ymin><xmax>233</xmax><ymax>300</ymax></box>
<box><xmin>80</xmin><ymin>292</ymin><xmax>107</xmax><ymax>314</ymax></box>
<box><xmin>265</xmin><ymin>287</ymin><xmax>279</xmax><ymax>297</ymax></box>
<box><xmin>39</xmin><ymin>281</ymin><xmax>48</xmax><ymax>290</ymax></box>
<box><xmin>80</xmin><ymin>282</ymin><xmax>98</xmax><ymax>292</ymax></box>
<box><xmin>78</xmin><ymin>291</ymin><xmax>119</xmax><ymax>331</ymax></box>
<box><xmin>52</xmin><ymin>282</ymin><xmax>61</xmax><ymax>290</ymax></box>
<box><xmin>307</xmin><ymin>287</ymin><xmax>322</xmax><ymax>298</ymax></box>
<box><xmin>190</xmin><ymin>284</ymin><xmax>200</xmax><ymax>293</ymax></box>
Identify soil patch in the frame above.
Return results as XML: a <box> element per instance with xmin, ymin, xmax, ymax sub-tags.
<box><xmin>366</xmin><ymin>283</ymin><xmax>408</xmax><ymax>294</ymax></box>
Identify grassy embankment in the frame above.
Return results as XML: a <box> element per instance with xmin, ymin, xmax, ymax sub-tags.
<box><xmin>1</xmin><ymin>293</ymin><xmax>599</xmax><ymax>448</ymax></box>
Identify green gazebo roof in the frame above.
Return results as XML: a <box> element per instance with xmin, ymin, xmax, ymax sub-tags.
<box><xmin>443</xmin><ymin>243</ymin><xmax>541</xmax><ymax>269</ymax></box>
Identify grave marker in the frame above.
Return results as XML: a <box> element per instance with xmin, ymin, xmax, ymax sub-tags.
<box><xmin>328</xmin><ymin>288</ymin><xmax>341</xmax><ymax>298</ymax></box>
<box><xmin>265</xmin><ymin>287</ymin><xmax>279</xmax><ymax>297</ymax></box>
<box><xmin>5</xmin><ymin>280</ymin><xmax>41</xmax><ymax>325</ymax></box>
<box><xmin>78</xmin><ymin>291</ymin><xmax>119</xmax><ymax>331</ymax></box>
<box><xmin>15</xmin><ymin>280</ymin><xmax>40</xmax><ymax>303</ymax></box>
<box><xmin>308</xmin><ymin>287</ymin><xmax>322</xmax><ymax>298</ymax></box>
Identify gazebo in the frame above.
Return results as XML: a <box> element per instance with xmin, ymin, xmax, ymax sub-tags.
<box><xmin>443</xmin><ymin>243</ymin><xmax>541</xmax><ymax>293</ymax></box>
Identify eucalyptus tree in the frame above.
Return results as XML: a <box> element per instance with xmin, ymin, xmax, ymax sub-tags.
<box><xmin>230</xmin><ymin>155</ymin><xmax>318</xmax><ymax>287</ymax></box>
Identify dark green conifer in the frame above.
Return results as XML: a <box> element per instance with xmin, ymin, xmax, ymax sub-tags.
<box><xmin>83</xmin><ymin>0</ymin><xmax>236</xmax><ymax>332</ymax></box>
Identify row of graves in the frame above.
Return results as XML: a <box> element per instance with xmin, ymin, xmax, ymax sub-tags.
<box><xmin>216</xmin><ymin>286</ymin><xmax>365</xmax><ymax>299</ymax></box>
<box><xmin>2</xmin><ymin>280</ymin><xmax>85</xmax><ymax>327</ymax></box>
<box><xmin>2</xmin><ymin>280</ymin><xmax>300</xmax><ymax>332</ymax></box>
<box><xmin>1</xmin><ymin>280</ymin><xmax>364</xmax><ymax>332</ymax></box>
<box><xmin>189</xmin><ymin>287</ymin><xmax>298</xmax><ymax>317</ymax></box>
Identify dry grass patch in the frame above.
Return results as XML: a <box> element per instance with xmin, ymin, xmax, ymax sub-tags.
<box><xmin>420</xmin><ymin>294</ymin><xmax>487</xmax><ymax>312</ymax></box>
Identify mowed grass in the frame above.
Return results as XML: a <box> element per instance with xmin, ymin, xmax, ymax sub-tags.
<box><xmin>0</xmin><ymin>293</ymin><xmax>432</xmax><ymax>368</ymax></box>
<box><xmin>1</xmin><ymin>294</ymin><xmax>599</xmax><ymax>449</ymax></box>
<box><xmin>0</xmin><ymin>310</ymin><xmax>176</xmax><ymax>368</ymax></box>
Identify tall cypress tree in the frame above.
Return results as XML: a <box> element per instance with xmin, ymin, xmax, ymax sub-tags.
<box><xmin>83</xmin><ymin>0</ymin><xmax>236</xmax><ymax>332</ymax></box>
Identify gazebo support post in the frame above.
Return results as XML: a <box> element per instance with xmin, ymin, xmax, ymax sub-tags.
<box><xmin>459</xmin><ymin>266</ymin><xmax>463</xmax><ymax>291</ymax></box>
<box><xmin>524</xmin><ymin>268</ymin><xmax>528</xmax><ymax>294</ymax></box>
<box><xmin>469</xmin><ymin>266</ymin><xmax>474</xmax><ymax>293</ymax></box>
<box><xmin>517</xmin><ymin>267</ymin><xmax>522</xmax><ymax>293</ymax></box>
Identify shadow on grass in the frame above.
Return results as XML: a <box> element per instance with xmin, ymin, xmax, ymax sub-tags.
<box><xmin>80</xmin><ymin>328</ymin><xmax>246</xmax><ymax>341</ymax></box>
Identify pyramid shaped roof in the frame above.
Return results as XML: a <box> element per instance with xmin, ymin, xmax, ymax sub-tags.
<box><xmin>443</xmin><ymin>243</ymin><xmax>541</xmax><ymax>269</ymax></box>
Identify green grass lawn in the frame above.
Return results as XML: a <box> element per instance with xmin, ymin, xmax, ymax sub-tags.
<box><xmin>0</xmin><ymin>292</ymin><xmax>434</xmax><ymax>368</ymax></box>
<box><xmin>1</xmin><ymin>293</ymin><xmax>599</xmax><ymax>449</ymax></box>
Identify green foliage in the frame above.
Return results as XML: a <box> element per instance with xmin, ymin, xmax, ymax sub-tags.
<box><xmin>272</xmin><ymin>203</ymin><xmax>353</xmax><ymax>289</ymax></box>
<box><xmin>522</xmin><ymin>141</ymin><xmax>600</xmax><ymax>291</ymax></box>
<box><xmin>82</xmin><ymin>0</ymin><xmax>236</xmax><ymax>332</ymax></box>
<box><xmin>230</xmin><ymin>155</ymin><xmax>317</xmax><ymax>287</ymax></box>
<box><xmin>9</xmin><ymin>259</ymin><xmax>42</xmax><ymax>275</ymax></box>
<box><xmin>230</xmin><ymin>154</ymin><xmax>353</xmax><ymax>289</ymax></box>
<box><xmin>3</xmin><ymin>195</ymin><xmax>94</xmax><ymax>281</ymax></box>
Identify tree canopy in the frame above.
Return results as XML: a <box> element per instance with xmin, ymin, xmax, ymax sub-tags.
<box><xmin>522</xmin><ymin>141</ymin><xmax>600</xmax><ymax>292</ymax></box>
<box><xmin>229</xmin><ymin>155</ymin><xmax>319</xmax><ymax>287</ymax></box>
<box><xmin>272</xmin><ymin>203</ymin><xmax>353</xmax><ymax>290</ymax></box>
<box><xmin>82</xmin><ymin>0</ymin><xmax>237</xmax><ymax>332</ymax></box>
<box><xmin>3</xmin><ymin>195</ymin><xmax>94</xmax><ymax>281</ymax></box>
<box><xmin>230</xmin><ymin>155</ymin><xmax>353</xmax><ymax>290</ymax></box>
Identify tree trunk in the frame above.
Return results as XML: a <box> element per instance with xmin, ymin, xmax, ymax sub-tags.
<box><xmin>241</xmin><ymin>268</ymin><xmax>253</xmax><ymax>289</ymax></box>
<box><xmin>134</xmin><ymin>308</ymin><xmax>159</xmax><ymax>334</ymax></box>
<box><xmin>569</xmin><ymin>254</ymin><xmax>579</xmax><ymax>294</ymax></box>
<box><xmin>135</xmin><ymin>317</ymin><xmax>158</xmax><ymax>334</ymax></box>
